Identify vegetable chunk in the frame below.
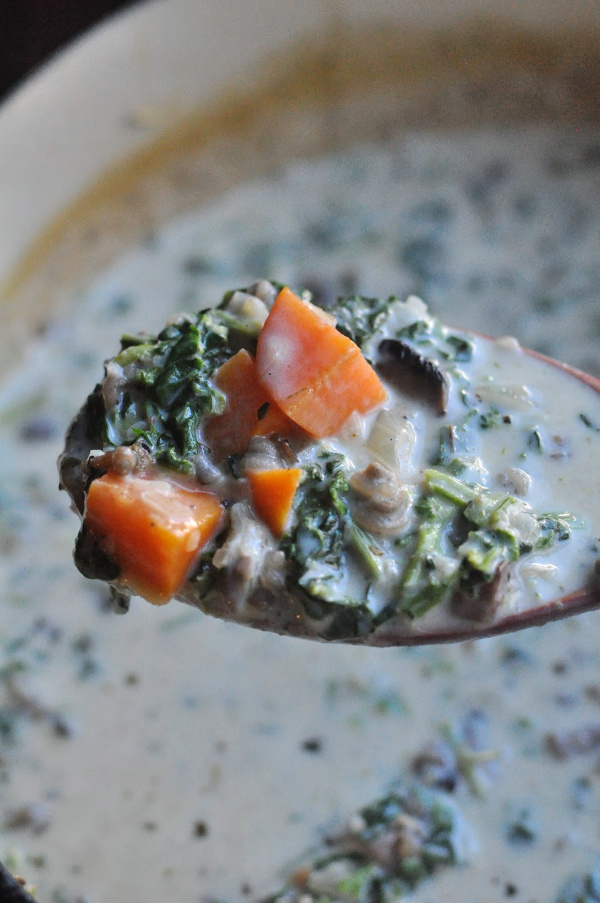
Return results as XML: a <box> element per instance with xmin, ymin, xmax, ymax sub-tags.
<box><xmin>248</xmin><ymin>467</ymin><xmax>303</xmax><ymax>537</ymax></box>
<box><xmin>256</xmin><ymin>287</ymin><xmax>387</xmax><ymax>437</ymax></box>
<box><xmin>84</xmin><ymin>471</ymin><xmax>224</xmax><ymax>605</ymax></box>
<box><xmin>204</xmin><ymin>348</ymin><xmax>295</xmax><ymax>460</ymax></box>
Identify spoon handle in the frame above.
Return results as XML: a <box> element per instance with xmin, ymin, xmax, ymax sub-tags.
<box><xmin>0</xmin><ymin>862</ymin><xmax>36</xmax><ymax>903</ymax></box>
<box><xmin>524</xmin><ymin>347</ymin><xmax>600</xmax><ymax>393</ymax></box>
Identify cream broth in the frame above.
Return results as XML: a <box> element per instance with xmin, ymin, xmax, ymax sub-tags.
<box><xmin>331</xmin><ymin>325</ymin><xmax>600</xmax><ymax>633</ymax></box>
<box><xmin>62</xmin><ymin>284</ymin><xmax>600</xmax><ymax>643</ymax></box>
<box><xmin>1</xmin><ymin>103</ymin><xmax>600</xmax><ymax>903</ymax></box>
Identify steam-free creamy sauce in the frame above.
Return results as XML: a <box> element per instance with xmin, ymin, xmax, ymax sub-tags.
<box><xmin>1</xmin><ymin>50</ymin><xmax>600</xmax><ymax>903</ymax></box>
<box><xmin>326</xmin><ymin>314</ymin><xmax>600</xmax><ymax>634</ymax></box>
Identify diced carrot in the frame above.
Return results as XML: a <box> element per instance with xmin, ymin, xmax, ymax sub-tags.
<box><xmin>203</xmin><ymin>348</ymin><xmax>296</xmax><ymax>460</ymax></box>
<box><xmin>84</xmin><ymin>470</ymin><xmax>224</xmax><ymax>605</ymax></box>
<box><xmin>247</xmin><ymin>467</ymin><xmax>302</xmax><ymax>537</ymax></box>
<box><xmin>255</xmin><ymin>287</ymin><xmax>387</xmax><ymax>437</ymax></box>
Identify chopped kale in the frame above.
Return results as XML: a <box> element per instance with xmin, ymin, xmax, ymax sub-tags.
<box><xmin>446</xmin><ymin>334</ymin><xmax>474</xmax><ymax>362</ymax></box>
<box><xmin>431</xmin><ymin>424</ymin><xmax>458</xmax><ymax>467</ymax></box>
<box><xmin>330</xmin><ymin>294</ymin><xmax>393</xmax><ymax>358</ymax></box>
<box><xmin>398</xmin><ymin>495</ymin><xmax>459</xmax><ymax>619</ymax></box>
<box><xmin>284</xmin><ymin>453</ymin><xmax>348</xmax><ymax>562</ymax></box>
<box><xmin>103</xmin><ymin>306</ymin><xmax>250</xmax><ymax>473</ymax></box>
<box><xmin>282</xmin><ymin>453</ymin><xmax>352</xmax><ymax>603</ymax></box>
<box><xmin>345</xmin><ymin>521</ymin><xmax>386</xmax><ymax>582</ymax></box>
<box><xmin>430</xmin><ymin>418</ymin><xmax>476</xmax><ymax>468</ymax></box>
<box><xmin>280</xmin><ymin>452</ymin><xmax>378</xmax><ymax>636</ymax></box>
<box><xmin>262</xmin><ymin>781</ymin><xmax>468</xmax><ymax>903</ymax></box>
<box><xmin>395</xmin><ymin>317</ymin><xmax>473</xmax><ymax>364</ymax></box>
<box><xmin>537</xmin><ymin>512</ymin><xmax>577</xmax><ymax>547</ymax></box>
<box><xmin>397</xmin><ymin>467</ymin><xmax>574</xmax><ymax>619</ymax></box>
<box><xmin>397</xmin><ymin>318</ymin><xmax>432</xmax><ymax>341</ymax></box>
<box><xmin>479</xmin><ymin>406</ymin><xmax>504</xmax><ymax>430</ymax></box>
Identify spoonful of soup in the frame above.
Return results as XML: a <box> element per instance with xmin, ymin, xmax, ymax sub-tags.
<box><xmin>58</xmin><ymin>282</ymin><xmax>600</xmax><ymax>646</ymax></box>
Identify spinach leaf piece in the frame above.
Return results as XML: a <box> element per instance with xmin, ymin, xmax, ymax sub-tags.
<box><xmin>330</xmin><ymin>294</ymin><xmax>393</xmax><ymax>358</ymax></box>
<box><xmin>262</xmin><ymin>781</ymin><xmax>468</xmax><ymax>903</ymax></box>
<box><xmin>282</xmin><ymin>452</ymin><xmax>350</xmax><ymax>603</ymax></box>
<box><xmin>104</xmin><ymin>308</ymin><xmax>233</xmax><ymax>473</ymax></box>
<box><xmin>282</xmin><ymin>451</ymin><xmax>374</xmax><ymax>636</ymax></box>
<box><xmin>396</xmin><ymin>317</ymin><xmax>474</xmax><ymax>364</ymax></box>
<box><xmin>398</xmin><ymin>467</ymin><xmax>575</xmax><ymax>619</ymax></box>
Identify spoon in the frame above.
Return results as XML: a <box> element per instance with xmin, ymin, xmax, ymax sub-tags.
<box><xmin>0</xmin><ymin>861</ymin><xmax>36</xmax><ymax>903</ymax></box>
<box><xmin>316</xmin><ymin>351</ymin><xmax>600</xmax><ymax>647</ymax></box>
<box><xmin>59</xmin><ymin>300</ymin><xmax>600</xmax><ymax>648</ymax></box>
<box><xmin>363</xmin><ymin>347</ymin><xmax>600</xmax><ymax>647</ymax></box>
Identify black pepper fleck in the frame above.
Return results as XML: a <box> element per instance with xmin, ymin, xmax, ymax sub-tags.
<box><xmin>301</xmin><ymin>737</ymin><xmax>322</xmax><ymax>754</ymax></box>
<box><xmin>51</xmin><ymin>714</ymin><xmax>75</xmax><ymax>739</ymax></box>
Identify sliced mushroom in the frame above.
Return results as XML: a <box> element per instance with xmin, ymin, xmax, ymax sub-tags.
<box><xmin>377</xmin><ymin>338</ymin><xmax>449</xmax><ymax>413</ymax></box>
<box><xmin>349</xmin><ymin>462</ymin><xmax>411</xmax><ymax>535</ymax></box>
<box><xmin>451</xmin><ymin>562</ymin><xmax>514</xmax><ymax>623</ymax></box>
<box><xmin>211</xmin><ymin>502</ymin><xmax>277</xmax><ymax>611</ymax></box>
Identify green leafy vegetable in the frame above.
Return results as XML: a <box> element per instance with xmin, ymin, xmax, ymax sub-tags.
<box><xmin>330</xmin><ymin>294</ymin><xmax>393</xmax><ymax>358</ymax></box>
<box><xmin>398</xmin><ymin>495</ymin><xmax>459</xmax><ymax>619</ymax></box>
<box><xmin>103</xmin><ymin>307</ymin><xmax>247</xmax><ymax>473</ymax></box>
<box><xmin>282</xmin><ymin>452</ymin><xmax>351</xmax><ymax>604</ymax></box>
<box><xmin>262</xmin><ymin>782</ymin><xmax>468</xmax><ymax>903</ymax></box>
<box><xmin>395</xmin><ymin>317</ymin><xmax>474</xmax><ymax>363</ymax></box>
<box><xmin>397</xmin><ymin>468</ymin><xmax>574</xmax><ymax>619</ymax></box>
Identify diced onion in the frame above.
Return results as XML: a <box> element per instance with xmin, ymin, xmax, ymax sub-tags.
<box><xmin>473</xmin><ymin>382</ymin><xmax>534</xmax><ymax>411</ymax></box>
<box><xmin>366</xmin><ymin>408</ymin><xmax>416</xmax><ymax>472</ymax></box>
<box><xmin>226</xmin><ymin>290</ymin><xmax>270</xmax><ymax>328</ymax></box>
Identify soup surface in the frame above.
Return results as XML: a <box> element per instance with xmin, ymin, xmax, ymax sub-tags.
<box><xmin>0</xmin><ymin>25</ymin><xmax>600</xmax><ymax>903</ymax></box>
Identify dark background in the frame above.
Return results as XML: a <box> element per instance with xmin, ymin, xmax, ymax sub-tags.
<box><xmin>1</xmin><ymin>0</ymin><xmax>137</xmax><ymax>100</ymax></box>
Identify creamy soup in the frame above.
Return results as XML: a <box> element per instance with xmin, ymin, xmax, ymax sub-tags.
<box><xmin>61</xmin><ymin>287</ymin><xmax>600</xmax><ymax>645</ymax></box>
<box><xmin>1</xmin><ymin>27</ymin><xmax>600</xmax><ymax>903</ymax></box>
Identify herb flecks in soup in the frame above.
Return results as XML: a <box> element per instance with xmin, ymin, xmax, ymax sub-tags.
<box><xmin>60</xmin><ymin>285</ymin><xmax>600</xmax><ymax>643</ymax></box>
<box><xmin>263</xmin><ymin>780</ymin><xmax>471</xmax><ymax>902</ymax></box>
<box><xmin>2</xmin><ymin>116</ymin><xmax>600</xmax><ymax>902</ymax></box>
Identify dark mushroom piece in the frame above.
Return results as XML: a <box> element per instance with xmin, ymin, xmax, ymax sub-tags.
<box><xmin>450</xmin><ymin>562</ymin><xmax>514</xmax><ymax>623</ymax></box>
<box><xmin>376</xmin><ymin>338</ymin><xmax>449</xmax><ymax>414</ymax></box>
